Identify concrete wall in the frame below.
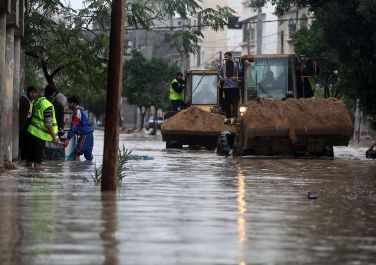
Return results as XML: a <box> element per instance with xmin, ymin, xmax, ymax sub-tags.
<box><xmin>0</xmin><ymin>0</ymin><xmax>23</xmax><ymax>169</ymax></box>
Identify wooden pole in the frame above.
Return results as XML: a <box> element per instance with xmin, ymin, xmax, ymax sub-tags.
<box><xmin>101</xmin><ymin>0</ymin><xmax>126</xmax><ymax>191</ymax></box>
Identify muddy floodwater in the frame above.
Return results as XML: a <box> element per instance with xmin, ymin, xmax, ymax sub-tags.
<box><xmin>1</xmin><ymin>130</ymin><xmax>376</xmax><ymax>265</ymax></box>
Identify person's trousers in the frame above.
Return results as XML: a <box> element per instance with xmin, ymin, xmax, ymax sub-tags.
<box><xmin>19</xmin><ymin>130</ymin><xmax>29</xmax><ymax>160</ymax></box>
<box><xmin>170</xmin><ymin>100</ymin><xmax>182</xmax><ymax>111</ymax></box>
<box><xmin>76</xmin><ymin>133</ymin><xmax>94</xmax><ymax>160</ymax></box>
<box><xmin>26</xmin><ymin>132</ymin><xmax>46</xmax><ymax>164</ymax></box>
<box><xmin>224</xmin><ymin>87</ymin><xmax>240</xmax><ymax>119</ymax></box>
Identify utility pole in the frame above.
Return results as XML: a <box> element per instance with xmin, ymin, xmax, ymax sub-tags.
<box><xmin>256</xmin><ymin>9</ymin><xmax>262</xmax><ymax>54</ymax></box>
<box><xmin>246</xmin><ymin>23</ymin><xmax>250</xmax><ymax>55</ymax></box>
<box><xmin>101</xmin><ymin>0</ymin><xmax>126</xmax><ymax>191</ymax></box>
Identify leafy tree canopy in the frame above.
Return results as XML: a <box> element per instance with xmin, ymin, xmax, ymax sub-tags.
<box><xmin>123</xmin><ymin>50</ymin><xmax>178</xmax><ymax>128</ymax></box>
<box><xmin>24</xmin><ymin>0</ymin><xmax>235</xmax><ymax>119</ymax></box>
<box><xmin>248</xmin><ymin>0</ymin><xmax>376</xmax><ymax>120</ymax></box>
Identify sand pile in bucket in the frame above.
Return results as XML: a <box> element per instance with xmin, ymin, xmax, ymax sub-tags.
<box><xmin>162</xmin><ymin>106</ymin><xmax>236</xmax><ymax>134</ymax></box>
<box><xmin>242</xmin><ymin>97</ymin><xmax>353</xmax><ymax>143</ymax></box>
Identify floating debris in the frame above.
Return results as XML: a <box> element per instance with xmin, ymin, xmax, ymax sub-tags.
<box><xmin>128</xmin><ymin>155</ymin><xmax>154</xmax><ymax>160</ymax></box>
<box><xmin>307</xmin><ymin>191</ymin><xmax>318</xmax><ymax>200</ymax></box>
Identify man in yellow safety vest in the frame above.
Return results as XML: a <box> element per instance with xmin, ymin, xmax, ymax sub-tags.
<box><xmin>169</xmin><ymin>72</ymin><xmax>185</xmax><ymax>111</ymax></box>
<box><xmin>26</xmin><ymin>84</ymin><xmax>59</xmax><ymax>167</ymax></box>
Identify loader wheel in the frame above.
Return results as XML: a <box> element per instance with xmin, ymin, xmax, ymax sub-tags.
<box><xmin>166</xmin><ymin>140</ymin><xmax>182</xmax><ymax>149</ymax></box>
<box><xmin>216</xmin><ymin>132</ymin><xmax>233</xmax><ymax>156</ymax></box>
<box><xmin>322</xmin><ymin>145</ymin><xmax>334</xmax><ymax>157</ymax></box>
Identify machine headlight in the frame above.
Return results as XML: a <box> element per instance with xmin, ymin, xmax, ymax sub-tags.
<box><xmin>239</xmin><ymin>106</ymin><xmax>247</xmax><ymax>114</ymax></box>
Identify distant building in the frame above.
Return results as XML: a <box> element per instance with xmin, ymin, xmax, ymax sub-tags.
<box><xmin>239</xmin><ymin>3</ymin><xmax>278</xmax><ymax>55</ymax></box>
<box><xmin>125</xmin><ymin>0</ymin><xmax>186</xmax><ymax>68</ymax></box>
<box><xmin>189</xmin><ymin>0</ymin><xmax>243</xmax><ymax>69</ymax></box>
<box><xmin>277</xmin><ymin>7</ymin><xmax>312</xmax><ymax>54</ymax></box>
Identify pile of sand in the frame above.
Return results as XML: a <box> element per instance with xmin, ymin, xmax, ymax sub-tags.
<box><xmin>242</xmin><ymin>97</ymin><xmax>353</xmax><ymax>143</ymax></box>
<box><xmin>161</xmin><ymin>106</ymin><xmax>235</xmax><ymax>134</ymax></box>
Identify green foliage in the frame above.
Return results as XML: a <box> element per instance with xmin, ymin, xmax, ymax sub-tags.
<box><xmin>24</xmin><ymin>0</ymin><xmax>235</xmax><ymax>120</ymax></box>
<box><xmin>292</xmin><ymin>24</ymin><xmax>341</xmax><ymax>98</ymax></box>
<box><xmin>24</xmin><ymin>59</ymin><xmax>44</xmax><ymax>90</ymax></box>
<box><xmin>91</xmin><ymin>146</ymin><xmax>132</xmax><ymax>184</ymax></box>
<box><xmin>205</xmin><ymin>58</ymin><xmax>221</xmax><ymax>70</ymax></box>
<box><xmin>248</xmin><ymin>0</ymin><xmax>376</xmax><ymax>121</ymax></box>
<box><xmin>123</xmin><ymin>50</ymin><xmax>178</xmax><ymax>128</ymax></box>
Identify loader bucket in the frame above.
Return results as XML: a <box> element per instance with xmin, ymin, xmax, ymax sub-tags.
<box><xmin>161</xmin><ymin>106</ymin><xmax>236</xmax><ymax>149</ymax></box>
<box><xmin>238</xmin><ymin>98</ymin><xmax>353</xmax><ymax>156</ymax></box>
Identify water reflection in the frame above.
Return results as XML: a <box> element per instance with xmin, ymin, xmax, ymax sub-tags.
<box><xmin>100</xmin><ymin>192</ymin><xmax>118</xmax><ymax>265</ymax></box>
<box><xmin>236</xmin><ymin>165</ymin><xmax>247</xmax><ymax>265</ymax></box>
<box><xmin>0</xmin><ymin>132</ymin><xmax>375</xmax><ymax>265</ymax></box>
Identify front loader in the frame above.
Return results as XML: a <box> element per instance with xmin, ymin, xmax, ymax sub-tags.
<box><xmin>217</xmin><ymin>54</ymin><xmax>353</xmax><ymax>157</ymax></box>
<box><xmin>161</xmin><ymin>70</ymin><xmax>236</xmax><ymax>149</ymax></box>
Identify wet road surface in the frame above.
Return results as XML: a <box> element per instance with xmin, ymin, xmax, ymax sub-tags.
<box><xmin>1</xmin><ymin>130</ymin><xmax>376</xmax><ymax>265</ymax></box>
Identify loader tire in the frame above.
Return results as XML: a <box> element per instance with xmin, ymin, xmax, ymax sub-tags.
<box><xmin>322</xmin><ymin>145</ymin><xmax>334</xmax><ymax>157</ymax></box>
<box><xmin>166</xmin><ymin>140</ymin><xmax>182</xmax><ymax>149</ymax></box>
<box><xmin>216</xmin><ymin>132</ymin><xmax>233</xmax><ymax>156</ymax></box>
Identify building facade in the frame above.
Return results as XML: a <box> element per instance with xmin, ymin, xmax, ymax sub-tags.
<box><xmin>277</xmin><ymin>7</ymin><xmax>311</xmax><ymax>54</ymax></box>
<box><xmin>190</xmin><ymin>0</ymin><xmax>243</xmax><ymax>70</ymax></box>
<box><xmin>239</xmin><ymin>2</ymin><xmax>278</xmax><ymax>55</ymax></box>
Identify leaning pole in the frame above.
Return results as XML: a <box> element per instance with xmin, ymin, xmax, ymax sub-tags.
<box><xmin>101</xmin><ymin>0</ymin><xmax>126</xmax><ymax>191</ymax></box>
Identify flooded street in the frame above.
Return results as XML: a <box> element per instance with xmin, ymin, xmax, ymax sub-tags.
<box><xmin>1</xmin><ymin>130</ymin><xmax>376</xmax><ymax>265</ymax></box>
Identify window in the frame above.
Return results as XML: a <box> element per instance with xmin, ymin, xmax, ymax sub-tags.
<box><xmin>191</xmin><ymin>75</ymin><xmax>218</xmax><ymax>105</ymax></box>
<box><xmin>245</xmin><ymin>58</ymin><xmax>289</xmax><ymax>100</ymax></box>
<box><xmin>288</xmin><ymin>18</ymin><xmax>297</xmax><ymax>37</ymax></box>
<box><xmin>300</xmin><ymin>14</ymin><xmax>308</xmax><ymax>28</ymax></box>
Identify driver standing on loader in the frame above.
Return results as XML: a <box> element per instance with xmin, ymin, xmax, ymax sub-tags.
<box><xmin>169</xmin><ymin>72</ymin><xmax>185</xmax><ymax>111</ymax></box>
<box><xmin>219</xmin><ymin>51</ymin><xmax>240</xmax><ymax>124</ymax></box>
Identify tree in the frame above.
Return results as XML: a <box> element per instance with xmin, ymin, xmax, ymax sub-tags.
<box><xmin>24</xmin><ymin>0</ymin><xmax>112</xmax><ymax>120</ymax></box>
<box><xmin>292</xmin><ymin>24</ymin><xmax>342</xmax><ymax>98</ymax></box>
<box><xmin>248</xmin><ymin>0</ymin><xmax>376</xmax><ymax>126</ymax></box>
<box><xmin>123</xmin><ymin>50</ymin><xmax>178</xmax><ymax>130</ymax></box>
<box><xmin>25</xmin><ymin>0</ymin><xmax>81</xmax><ymax>85</ymax></box>
<box><xmin>144</xmin><ymin>57</ymin><xmax>179</xmax><ymax>134</ymax></box>
<box><xmin>24</xmin><ymin>0</ymin><xmax>235</xmax><ymax>120</ymax></box>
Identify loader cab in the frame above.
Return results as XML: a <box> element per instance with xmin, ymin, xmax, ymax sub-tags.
<box><xmin>242</xmin><ymin>54</ymin><xmax>298</xmax><ymax>104</ymax></box>
<box><xmin>185</xmin><ymin>70</ymin><xmax>220</xmax><ymax>112</ymax></box>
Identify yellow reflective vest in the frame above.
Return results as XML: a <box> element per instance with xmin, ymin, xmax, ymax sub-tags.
<box><xmin>27</xmin><ymin>97</ymin><xmax>58</xmax><ymax>141</ymax></box>
<box><xmin>169</xmin><ymin>79</ymin><xmax>184</xmax><ymax>100</ymax></box>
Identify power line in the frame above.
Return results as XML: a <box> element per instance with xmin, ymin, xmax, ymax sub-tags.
<box><xmin>83</xmin><ymin>16</ymin><xmax>315</xmax><ymax>32</ymax></box>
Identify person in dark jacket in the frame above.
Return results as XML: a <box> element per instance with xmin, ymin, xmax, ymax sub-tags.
<box><xmin>63</xmin><ymin>96</ymin><xmax>94</xmax><ymax>161</ymax></box>
<box><xmin>53</xmin><ymin>92</ymin><xmax>67</xmax><ymax>138</ymax></box>
<box><xmin>19</xmin><ymin>86</ymin><xmax>38</xmax><ymax>160</ymax></box>
<box><xmin>26</xmin><ymin>84</ymin><xmax>59</xmax><ymax>167</ymax></box>
<box><xmin>219</xmin><ymin>51</ymin><xmax>240</xmax><ymax>124</ymax></box>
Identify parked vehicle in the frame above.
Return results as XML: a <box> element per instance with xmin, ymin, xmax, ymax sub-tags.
<box><xmin>145</xmin><ymin>116</ymin><xmax>163</xmax><ymax>130</ymax></box>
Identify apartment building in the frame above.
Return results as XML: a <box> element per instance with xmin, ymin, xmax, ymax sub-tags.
<box><xmin>239</xmin><ymin>2</ymin><xmax>278</xmax><ymax>55</ymax></box>
<box><xmin>190</xmin><ymin>0</ymin><xmax>243</xmax><ymax>69</ymax></box>
<box><xmin>277</xmin><ymin>7</ymin><xmax>312</xmax><ymax>54</ymax></box>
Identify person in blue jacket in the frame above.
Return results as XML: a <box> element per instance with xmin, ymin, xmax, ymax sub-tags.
<box><xmin>63</xmin><ymin>96</ymin><xmax>94</xmax><ymax>161</ymax></box>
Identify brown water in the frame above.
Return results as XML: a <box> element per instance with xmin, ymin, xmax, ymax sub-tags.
<box><xmin>1</xmin><ymin>130</ymin><xmax>376</xmax><ymax>265</ymax></box>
